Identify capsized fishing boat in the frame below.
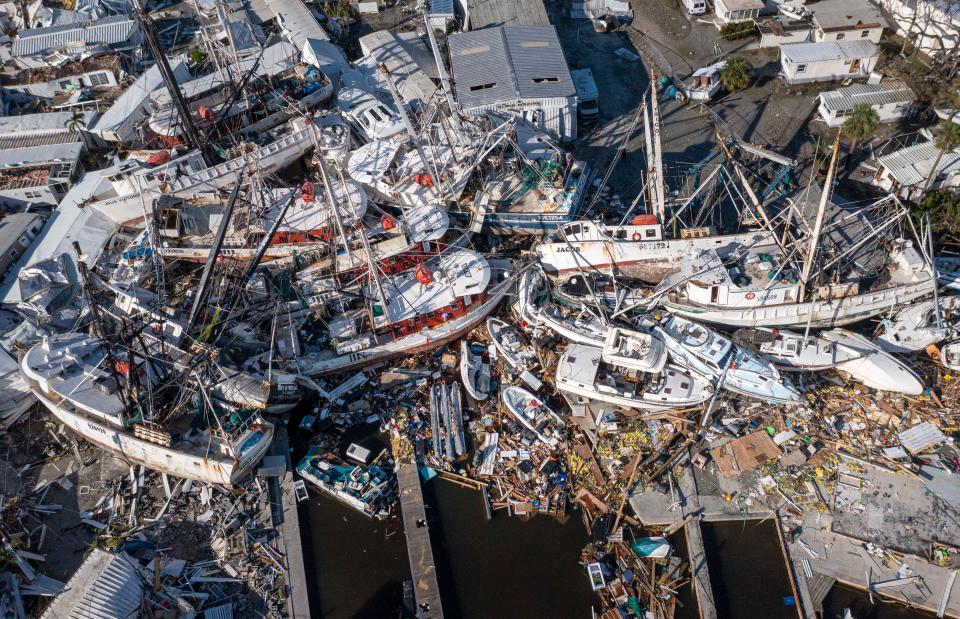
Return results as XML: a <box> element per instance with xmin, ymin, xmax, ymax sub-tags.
<box><xmin>501</xmin><ymin>385</ymin><xmax>565</xmax><ymax>446</ymax></box>
<box><xmin>556</xmin><ymin>343</ymin><xmax>713</xmax><ymax>411</ymax></box>
<box><xmin>733</xmin><ymin>327</ymin><xmax>864</xmax><ymax>371</ymax></box>
<box><xmin>486</xmin><ymin>317</ymin><xmax>538</xmax><ymax>371</ymax></box>
<box><xmin>820</xmin><ymin>329</ymin><xmax>924</xmax><ymax>394</ymax></box>
<box><xmin>654</xmin><ymin>314</ymin><xmax>802</xmax><ymax>403</ymax></box>
<box><xmin>296</xmin><ymin>445</ymin><xmax>396</xmax><ymax>519</ymax></box>
<box><xmin>460</xmin><ymin>340</ymin><xmax>492</xmax><ymax>400</ymax></box>
<box><xmin>874</xmin><ymin>295</ymin><xmax>960</xmax><ymax>353</ymax></box>
<box><xmin>941</xmin><ymin>340</ymin><xmax>960</xmax><ymax>371</ymax></box>
<box><xmin>21</xmin><ymin>333</ymin><xmax>274</xmax><ymax>485</ymax></box>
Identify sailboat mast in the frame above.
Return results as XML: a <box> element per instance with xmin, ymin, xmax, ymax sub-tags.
<box><xmin>422</xmin><ymin>5</ymin><xmax>463</xmax><ymax>144</ymax></box>
<box><xmin>649</xmin><ymin>87</ymin><xmax>667</xmax><ymax>223</ymax></box>
<box><xmin>799</xmin><ymin>130</ymin><xmax>842</xmax><ymax>300</ymax></box>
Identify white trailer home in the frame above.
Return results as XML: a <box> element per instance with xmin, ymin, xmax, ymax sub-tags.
<box><xmin>448</xmin><ymin>25</ymin><xmax>578</xmax><ymax>142</ymax></box>
<box><xmin>780</xmin><ymin>40</ymin><xmax>880</xmax><ymax>84</ymax></box>
<box><xmin>818</xmin><ymin>80</ymin><xmax>916</xmax><ymax>127</ymax></box>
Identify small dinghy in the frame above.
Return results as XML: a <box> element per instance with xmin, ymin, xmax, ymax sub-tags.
<box><xmin>941</xmin><ymin>340</ymin><xmax>960</xmax><ymax>371</ymax></box>
<box><xmin>501</xmin><ymin>385</ymin><xmax>564</xmax><ymax>446</ymax></box>
<box><xmin>874</xmin><ymin>295</ymin><xmax>960</xmax><ymax>353</ymax></box>
<box><xmin>460</xmin><ymin>340</ymin><xmax>492</xmax><ymax>400</ymax></box>
<box><xmin>733</xmin><ymin>327</ymin><xmax>863</xmax><ymax>371</ymax></box>
<box><xmin>821</xmin><ymin>329</ymin><xmax>924</xmax><ymax>395</ymax></box>
<box><xmin>487</xmin><ymin>317</ymin><xmax>537</xmax><ymax>371</ymax></box>
<box><xmin>540</xmin><ymin>303</ymin><xmax>608</xmax><ymax>346</ymax></box>
<box><xmin>514</xmin><ymin>265</ymin><xmax>548</xmax><ymax>326</ymax></box>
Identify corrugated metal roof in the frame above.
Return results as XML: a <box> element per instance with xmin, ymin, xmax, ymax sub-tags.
<box><xmin>449</xmin><ymin>26</ymin><xmax>575</xmax><ymax>109</ymax></box>
<box><xmin>467</xmin><ymin>0</ymin><xmax>549</xmax><ymax>29</ymax></box>
<box><xmin>429</xmin><ymin>0</ymin><xmax>454</xmax><ymax>15</ymax></box>
<box><xmin>40</xmin><ymin>550</ymin><xmax>144</xmax><ymax>619</ymax></box>
<box><xmin>12</xmin><ymin>16</ymin><xmax>138</xmax><ymax>57</ymax></box>
<box><xmin>820</xmin><ymin>80</ymin><xmax>915</xmax><ymax>112</ymax></box>
<box><xmin>271</xmin><ymin>0</ymin><xmax>330</xmax><ymax>49</ymax></box>
<box><xmin>878</xmin><ymin>141</ymin><xmax>960</xmax><ymax>186</ymax></box>
<box><xmin>91</xmin><ymin>60</ymin><xmax>190</xmax><ymax>136</ymax></box>
<box><xmin>780</xmin><ymin>40</ymin><xmax>878</xmax><ymax>63</ymax></box>
<box><xmin>898</xmin><ymin>421</ymin><xmax>947</xmax><ymax>454</ymax></box>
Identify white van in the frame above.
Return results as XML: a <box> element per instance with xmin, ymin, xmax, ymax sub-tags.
<box><xmin>683</xmin><ymin>0</ymin><xmax>707</xmax><ymax>15</ymax></box>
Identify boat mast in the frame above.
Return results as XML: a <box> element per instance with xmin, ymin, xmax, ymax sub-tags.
<box><xmin>649</xmin><ymin>87</ymin><xmax>667</xmax><ymax>223</ymax></box>
<box><xmin>421</xmin><ymin>2</ymin><xmax>463</xmax><ymax>145</ymax></box>
<box><xmin>134</xmin><ymin>0</ymin><xmax>214</xmax><ymax>165</ymax></box>
<box><xmin>186</xmin><ymin>168</ymin><xmax>246</xmax><ymax>332</ymax></box>
<box><xmin>927</xmin><ymin>210</ymin><xmax>943</xmax><ymax>328</ymax></box>
<box><xmin>378</xmin><ymin>63</ymin><xmax>444</xmax><ymax>199</ymax></box>
<box><xmin>799</xmin><ymin>131</ymin><xmax>841</xmax><ymax>300</ymax></box>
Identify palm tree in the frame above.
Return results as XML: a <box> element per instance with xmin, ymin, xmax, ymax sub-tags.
<box><xmin>842</xmin><ymin>104</ymin><xmax>879</xmax><ymax>170</ymax></box>
<box><xmin>719</xmin><ymin>55</ymin><xmax>751</xmax><ymax>92</ymax></box>
<box><xmin>922</xmin><ymin>120</ymin><xmax>960</xmax><ymax>194</ymax></box>
<box><xmin>65</xmin><ymin>110</ymin><xmax>91</xmax><ymax>149</ymax></box>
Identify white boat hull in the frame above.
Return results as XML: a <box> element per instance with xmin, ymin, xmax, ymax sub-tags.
<box><xmin>663</xmin><ymin>279</ymin><xmax>937</xmax><ymax>328</ymax></box>
<box><xmin>27</xmin><ymin>388</ymin><xmax>272</xmax><ymax>485</ymax></box>
<box><xmin>823</xmin><ymin>330</ymin><xmax>924</xmax><ymax>395</ymax></box>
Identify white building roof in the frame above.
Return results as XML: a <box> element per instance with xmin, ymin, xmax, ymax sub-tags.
<box><xmin>820</xmin><ymin>80</ymin><xmax>915</xmax><ymax>112</ymax></box>
<box><xmin>271</xmin><ymin>0</ymin><xmax>329</xmax><ymax>48</ymax></box>
<box><xmin>466</xmin><ymin>0</ymin><xmax>549</xmax><ymax>29</ymax></box>
<box><xmin>359</xmin><ymin>30</ymin><xmax>439</xmax><ymax>106</ymax></box>
<box><xmin>0</xmin><ymin>141</ymin><xmax>83</xmax><ymax>167</ymax></box>
<box><xmin>877</xmin><ymin>140</ymin><xmax>960</xmax><ymax>186</ymax></box>
<box><xmin>811</xmin><ymin>0</ymin><xmax>884</xmax><ymax>31</ymax></box>
<box><xmin>0</xmin><ymin>111</ymin><xmax>92</xmax><ymax>136</ymax></box>
<box><xmin>781</xmin><ymin>40</ymin><xmax>879</xmax><ymax>63</ymax></box>
<box><xmin>91</xmin><ymin>59</ymin><xmax>190</xmax><ymax>136</ymax></box>
<box><xmin>449</xmin><ymin>26</ymin><xmax>575</xmax><ymax>109</ymax></box>
<box><xmin>12</xmin><ymin>15</ymin><xmax>137</xmax><ymax>57</ymax></box>
<box><xmin>39</xmin><ymin>550</ymin><xmax>144</xmax><ymax>619</ymax></box>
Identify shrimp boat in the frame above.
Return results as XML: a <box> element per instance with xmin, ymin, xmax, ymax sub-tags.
<box><xmin>656</xmin><ymin>156</ymin><xmax>938</xmax><ymax>329</ymax></box>
<box><xmin>874</xmin><ymin>295</ymin><xmax>960</xmax><ymax>353</ymax></box>
<box><xmin>556</xmin><ymin>343</ymin><xmax>713</xmax><ymax>411</ymax></box>
<box><xmin>21</xmin><ymin>333</ymin><xmax>274</xmax><ymax>485</ymax></box>
<box><xmin>654</xmin><ymin>314</ymin><xmax>802</xmax><ymax>403</ymax></box>
<box><xmin>733</xmin><ymin>327</ymin><xmax>864</xmax><ymax>371</ymax></box>
<box><xmin>501</xmin><ymin>385</ymin><xmax>565</xmax><ymax>446</ymax></box>
<box><xmin>460</xmin><ymin>340</ymin><xmax>492</xmax><ymax>400</ymax></box>
<box><xmin>296</xmin><ymin>250</ymin><xmax>515</xmax><ymax>376</ymax></box>
<box><xmin>486</xmin><ymin>317</ymin><xmax>538</xmax><ymax>371</ymax></box>
<box><xmin>820</xmin><ymin>330</ymin><xmax>924</xmax><ymax>394</ymax></box>
<box><xmin>537</xmin><ymin>218</ymin><xmax>774</xmax><ymax>284</ymax></box>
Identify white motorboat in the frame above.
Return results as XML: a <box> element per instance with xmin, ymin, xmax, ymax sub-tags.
<box><xmin>556</xmin><ymin>343</ymin><xmax>713</xmax><ymax>411</ymax></box>
<box><xmin>460</xmin><ymin>340</ymin><xmax>492</xmax><ymax>401</ymax></box>
<box><xmin>539</xmin><ymin>304</ymin><xmax>609</xmax><ymax>346</ymax></box>
<box><xmin>336</xmin><ymin>87</ymin><xmax>405</xmax><ymax>142</ymax></box>
<box><xmin>686</xmin><ymin>61</ymin><xmax>725</xmax><ymax>102</ymax></box>
<box><xmin>941</xmin><ymin>340</ymin><xmax>960</xmax><ymax>371</ymax></box>
<box><xmin>501</xmin><ymin>386</ymin><xmax>564</xmax><ymax>446</ymax></box>
<box><xmin>514</xmin><ymin>265</ymin><xmax>548</xmax><ymax>327</ymax></box>
<box><xmin>733</xmin><ymin>327</ymin><xmax>864</xmax><ymax>371</ymax></box>
<box><xmin>602</xmin><ymin>327</ymin><xmax>668</xmax><ymax>374</ymax></box>
<box><xmin>654</xmin><ymin>314</ymin><xmax>802</xmax><ymax>403</ymax></box>
<box><xmin>820</xmin><ymin>329</ymin><xmax>924</xmax><ymax>395</ymax></box>
<box><xmin>874</xmin><ymin>295</ymin><xmax>960</xmax><ymax>353</ymax></box>
<box><xmin>486</xmin><ymin>317</ymin><xmax>537</xmax><ymax>371</ymax></box>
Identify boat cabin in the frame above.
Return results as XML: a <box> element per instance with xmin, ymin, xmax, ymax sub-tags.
<box><xmin>680</xmin><ymin>249</ymin><xmax>803</xmax><ymax>308</ymax></box>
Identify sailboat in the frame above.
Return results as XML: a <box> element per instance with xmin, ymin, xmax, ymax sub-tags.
<box><xmin>733</xmin><ymin>327</ymin><xmax>865</xmax><ymax>371</ymax></box>
<box><xmin>874</xmin><ymin>295</ymin><xmax>960</xmax><ymax>353</ymax></box>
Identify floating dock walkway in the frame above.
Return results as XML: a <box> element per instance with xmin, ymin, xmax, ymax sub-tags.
<box><xmin>397</xmin><ymin>464</ymin><xmax>444</xmax><ymax>619</ymax></box>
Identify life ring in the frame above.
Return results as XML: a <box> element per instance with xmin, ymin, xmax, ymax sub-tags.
<box><xmin>632</xmin><ymin>232</ymin><xmax>642</xmax><ymax>241</ymax></box>
<box><xmin>745</xmin><ymin>292</ymin><xmax>756</xmax><ymax>300</ymax></box>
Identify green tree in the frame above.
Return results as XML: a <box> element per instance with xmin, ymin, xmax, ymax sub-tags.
<box><xmin>842</xmin><ymin>104</ymin><xmax>879</xmax><ymax>169</ymax></box>
<box><xmin>719</xmin><ymin>56</ymin><xmax>751</xmax><ymax>92</ymax></box>
<box><xmin>922</xmin><ymin>120</ymin><xmax>960</xmax><ymax>194</ymax></box>
<box><xmin>65</xmin><ymin>110</ymin><xmax>90</xmax><ymax>149</ymax></box>
<box><xmin>918</xmin><ymin>189</ymin><xmax>960</xmax><ymax>236</ymax></box>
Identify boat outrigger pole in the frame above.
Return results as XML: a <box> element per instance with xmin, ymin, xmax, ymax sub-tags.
<box><xmin>799</xmin><ymin>130</ymin><xmax>841</xmax><ymax>300</ymax></box>
<box><xmin>134</xmin><ymin>0</ymin><xmax>215</xmax><ymax>165</ymax></box>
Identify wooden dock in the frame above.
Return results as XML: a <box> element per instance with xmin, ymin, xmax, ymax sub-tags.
<box><xmin>397</xmin><ymin>464</ymin><xmax>444</xmax><ymax>619</ymax></box>
<box><xmin>268</xmin><ymin>427</ymin><xmax>311</xmax><ymax>619</ymax></box>
<box><xmin>677</xmin><ymin>465</ymin><xmax>718</xmax><ymax>619</ymax></box>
